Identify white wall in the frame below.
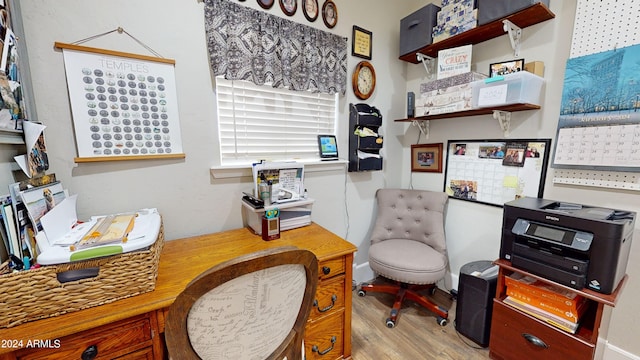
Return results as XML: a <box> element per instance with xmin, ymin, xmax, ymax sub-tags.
<box><xmin>7</xmin><ymin>0</ymin><xmax>640</xmax><ymax>358</ymax></box>
<box><xmin>402</xmin><ymin>1</ymin><xmax>640</xmax><ymax>358</ymax></box>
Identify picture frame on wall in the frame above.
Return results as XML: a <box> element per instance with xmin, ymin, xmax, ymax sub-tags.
<box><xmin>489</xmin><ymin>58</ymin><xmax>525</xmax><ymax>77</ymax></box>
<box><xmin>352</xmin><ymin>26</ymin><xmax>372</xmax><ymax>60</ymax></box>
<box><xmin>322</xmin><ymin>0</ymin><xmax>338</xmax><ymax>28</ymax></box>
<box><xmin>258</xmin><ymin>0</ymin><xmax>274</xmax><ymax>9</ymax></box>
<box><xmin>279</xmin><ymin>0</ymin><xmax>297</xmax><ymax>16</ymax></box>
<box><xmin>302</xmin><ymin>0</ymin><xmax>318</xmax><ymax>22</ymax></box>
<box><xmin>411</xmin><ymin>143</ymin><xmax>443</xmax><ymax>173</ymax></box>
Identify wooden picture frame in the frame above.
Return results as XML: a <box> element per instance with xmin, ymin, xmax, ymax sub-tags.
<box><xmin>489</xmin><ymin>58</ymin><xmax>525</xmax><ymax>77</ymax></box>
<box><xmin>302</xmin><ymin>0</ymin><xmax>318</xmax><ymax>22</ymax></box>
<box><xmin>352</xmin><ymin>26</ymin><xmax>372</xmax><ymax>60</ymax></box>
<box><xmin>279</xmin><ymin>0</ymin><xmax>297</xmax><ymax>16</ymax></box>
<box><xmin>258</xmin><ymin>0</ymin><xmax>274</xmax><ymax>9</ymax></box>
<box><xmin>322</xmin><ymin>0</ymin><xmax>337</xmax><ymax>29</ymax></box>
<box><xmin>411</xmin><ymin>143</ymin><xmax>443</xmax><ymax>173</ymax></box>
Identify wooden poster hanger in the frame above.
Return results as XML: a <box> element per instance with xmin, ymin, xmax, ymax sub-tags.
<box><xmin>54</xmin><ymin>27</ymin><xmax>185</xmax><ymax>163</ymax></box>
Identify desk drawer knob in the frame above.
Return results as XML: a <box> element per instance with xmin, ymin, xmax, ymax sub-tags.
<box><xmin>314</xmin><ymin>294</ymin><xmax>338</xmax><ymax>312</ymax></box>
<box><xmin>322</xmin><ymin>266</ymin><xmax>331</xmax><ymax>275</ymax></box>
<box><xmin>522</xmin><ymin>333</ymin><xmax>548</xmax><ymax>349</ymax></box>
<box><xmin>81</xmin><ymin>345</ymin><xmax>98</xmax><ymax>360</ymax></box>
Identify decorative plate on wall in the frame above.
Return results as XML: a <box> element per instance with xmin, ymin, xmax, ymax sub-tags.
<box><xmin>258</xmin><ymin>0</ymin><xmax>274</xmax><ymax>9</ymax></box>
<box><xmin>279</xmin><ymin>0</ymin><xmax>297</xmax><ymax>16</ymax></box>
<box><xmin>302</xmin><ymin>0</ymin><xmax>318</xmax><ymax>22</ymax></box>
<box><xmin>322</xmin><ymin>0</ymin><xmax>337</xmax><ymax>28</ymax></box>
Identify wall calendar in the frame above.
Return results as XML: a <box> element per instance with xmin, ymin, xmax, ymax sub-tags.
<box><xmin>552</xmin><ymin>43</ymin><xmax>640</xmax><ymax>172</ymax></box>
<box><xmin>55</xmin><ymin>42</ymin><xmax>185</xmax><ymax>162</ymax></box>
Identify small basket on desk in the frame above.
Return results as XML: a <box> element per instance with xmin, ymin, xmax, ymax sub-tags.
<box><xmin>0</xmin><ymin>223</ymin><xmax>164</xmax><ymax>329</ymax></box>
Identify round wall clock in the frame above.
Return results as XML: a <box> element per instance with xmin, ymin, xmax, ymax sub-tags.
<box><xmin>352</xmin><ymin>61</ymin><xmax>376</xmax><ymax>100</ymax></box>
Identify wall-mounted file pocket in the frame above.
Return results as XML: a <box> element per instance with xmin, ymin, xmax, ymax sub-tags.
<box><xmin>350</xmin><ymin>103</ymin><xmax>382</xmax><ymax>126</ymax></box>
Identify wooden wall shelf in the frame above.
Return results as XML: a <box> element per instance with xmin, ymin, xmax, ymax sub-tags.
<box><xmin>399</xmin><ymin>3</ymin><xmax>556</xmax><ymax>63</ymax></box>
<box><xmin>394</xmin><ymin>103</ymin><xmax>540</xmax><ymax>122</ymax></box>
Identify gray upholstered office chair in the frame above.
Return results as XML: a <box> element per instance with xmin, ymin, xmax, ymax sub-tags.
<box><xmin>358</xmin><ymin>188</ymin><xmax>449</xmax><ymax>328</ymax></box>
<box><xmin>165</xmin><ymin>247</ymin><xmax>318</xmax><ymax>360</ymax></box>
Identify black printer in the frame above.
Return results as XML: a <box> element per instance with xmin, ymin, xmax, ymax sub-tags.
<box><xmin>500</xmin><ymin>197</ymin><xmax>635</xmax><ymax>294</ymax></box>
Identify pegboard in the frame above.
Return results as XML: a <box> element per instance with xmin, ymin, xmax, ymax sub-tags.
<box><xmin>553</xmin><ymin>169</ymin><xmax>640</xmax><ymax>191</ymax></box>
<box><xmin>552</xmin><ymin>0</ymin><xmax>640</xmax><ymax>190</ymax></box>
<box><xmin>570</xmin><ymin>0</ymin><xmax>640</xmax><ymax>58</ymax></box>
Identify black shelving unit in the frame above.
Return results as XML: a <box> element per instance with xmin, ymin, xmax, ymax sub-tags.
<box><xmin>348</xmin><ymin>103</ymin><xmax>383</xmax><ymax>172</ymax></box>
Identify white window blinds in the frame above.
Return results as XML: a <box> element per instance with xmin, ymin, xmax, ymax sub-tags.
<box><xmin>216</xmin><ymin>77</ymin><xmax>338</xmax><ymax>165</ymax></box>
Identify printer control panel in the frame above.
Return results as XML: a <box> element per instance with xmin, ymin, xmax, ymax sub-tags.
<box><xmin>512</xmin><ymin>218</ymin><xmax>593</xmax><ymax>252</ymax></box>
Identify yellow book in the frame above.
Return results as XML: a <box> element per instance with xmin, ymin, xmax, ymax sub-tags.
<box><xmin>503</xmin><ymin>296</ymin><xmax>578</xmax><ymax>334</ymax></box>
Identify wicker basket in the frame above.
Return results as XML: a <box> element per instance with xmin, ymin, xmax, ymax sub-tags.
<box><xmin>0</xmin><ymin>223</ymin><xmax>164</xmax><ymax>328</ymax></box>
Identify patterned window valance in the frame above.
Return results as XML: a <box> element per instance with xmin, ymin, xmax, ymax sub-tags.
<box><xmin>203</xmin><ymin>0</ymin><xmax>347</xmax><ymax>95</ymax></box>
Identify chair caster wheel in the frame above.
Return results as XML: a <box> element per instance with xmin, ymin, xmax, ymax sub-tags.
<box><xmin>437</xmin><ymin>317</ymin><xmax>448</xmax><ymax>326</ymax></box>
<box><xmin>357</xmin><ymin>290</ymin><xmax>366</xmax><ymax>297</ymax></box>
<box><xmin>385</xmin><ymin>318</ymin><xmax>395</xmax><ymax>328</ymax></box>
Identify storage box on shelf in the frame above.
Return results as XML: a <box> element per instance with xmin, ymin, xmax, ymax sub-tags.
<box><xmin>432</xmin><ymin>2</ymin><xmax>478</xmax><ymax>43</ymax></box>
<box><xmin>477</xmin><ymin>0</ymin><xmax>550</xmax><ymax>25</ymax></box>
<box><xmin>0</xmin><ymin>222</ymin><xmax>164</xmax><ymax>329</ymax></box>
<box><xmin>417</xmin><ymin>71</ymin><xmax>488</xmax><ymax>116</ymax></box>
<box><xmin>472</xmin><ymin>71</ymin><xmax>544</xmax><ymax>108</ymax></box>
<box><xmin>399</xmin><ymin>4</ymin><xmax>440</xmax><ymax>57</ymax></box>
<box><xmin>399</xmin><ymin>2</ymin><xmax>555</xmax><ymax>63</ymax></box>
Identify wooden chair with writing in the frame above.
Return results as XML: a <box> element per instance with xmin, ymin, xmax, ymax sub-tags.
<box><xmin>165</xmin><ymin>246</ymin><xmax>318</xmax><ymax>360</ymax></box>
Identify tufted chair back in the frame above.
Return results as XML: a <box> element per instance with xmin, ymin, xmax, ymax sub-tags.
<box><xmin>370</xmin><ymin>188</ymin><xmax>448</xmax><ymax>255</ymax></box>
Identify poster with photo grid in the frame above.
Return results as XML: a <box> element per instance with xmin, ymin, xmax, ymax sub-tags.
<box><xmin>59</xmin><ymin>45</ymin><xmax>184</xmax><ymax>160</ymax></box>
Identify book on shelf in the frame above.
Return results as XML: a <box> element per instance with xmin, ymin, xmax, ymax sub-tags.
<box><xmin>506</xmin><ymin>287</ymin><xmax>588</xmax><ymax>323</ymax></box>
<box><xmin>505</xmin><ymin>272</ymin><xmax>582</xmax><ymax>306</ymax></box>
<box><xmin>503</xmin><ymin>296</ymin><xmax>579</xmax><ymax>334</ymax></box>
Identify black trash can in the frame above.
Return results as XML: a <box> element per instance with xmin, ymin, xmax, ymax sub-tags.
<box><xmin>455</xmin><ymin>260</ymin><xmax>498</xmax><ymax>347</ymax></box>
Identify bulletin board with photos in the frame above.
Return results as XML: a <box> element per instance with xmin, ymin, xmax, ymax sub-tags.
<box><xmin>443</xmin><ymin>139</ymin><xmax>552</xmax><ymax>207</ymax></box>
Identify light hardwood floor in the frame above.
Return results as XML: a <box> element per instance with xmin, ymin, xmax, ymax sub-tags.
<box><xmin>351</xmin><ymin>286</ymin><xmax>491</xmax><ymax>360</ymax></box>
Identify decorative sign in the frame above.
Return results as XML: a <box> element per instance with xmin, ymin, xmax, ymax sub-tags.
<box><xmin>352</xmin><ymin>26</ymin><xmax>372</xmax><ymax>60</ymax></box>
<box><xmin>437</xmin><ymin>44</ymin><xmax>472</xmax><ymax>80</ymax></box>
<box><xmin>55</xmin><ymin>43</ymin><xmax>184</xmax><ymax>162</ymax></box>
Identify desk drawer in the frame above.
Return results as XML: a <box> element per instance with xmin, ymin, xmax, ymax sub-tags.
<box><xmin>16</xmin><ymin>315</ymin><xmax>154</xmax><ymax>360</ymax></box>
<box><xmin>489</xmin><ymin>300</ymin><xmax>593</xmax><ymax>360</ymax></box>
<box><xmin>319</xmin><ymin>258</ymin><xmax>345</xmax><ymax>280</ymax></box>
<box><xmin>310</xmin><ymin>275</ymin><xmax>346</xmax><ymax>322</ymax></box>
<box><xmin>305</xmin><ymin>310</ymin><xmax>345</xmax><ymax>360</ymax></box>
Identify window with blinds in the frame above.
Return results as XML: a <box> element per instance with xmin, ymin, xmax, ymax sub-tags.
<box><xmin>215</xmin><ymin>77</ymin><xmax>338</xmax><ymax>165</ymax></box>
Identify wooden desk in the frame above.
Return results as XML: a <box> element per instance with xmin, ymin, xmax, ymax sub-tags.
<box><xmin>0</xmin><ymin>223</ymin><xmax>356</xmax><ymax>360</ymax></box>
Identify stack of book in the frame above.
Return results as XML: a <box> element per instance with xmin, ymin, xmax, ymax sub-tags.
<box><xmin>503</xmin><ymin>273</ymin><xmax>588</xmax><ymax>334</ymax></box>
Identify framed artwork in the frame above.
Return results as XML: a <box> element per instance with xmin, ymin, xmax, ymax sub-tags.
<box><xmin>302</xmin><ymin>0</ymin><xmax>318</xmax><ymax>22</ymax></box>
<box><xmin>411</xmin><ymin>143</ymin><xmax>443</xmax><ymax>173</ymax></box>
<box><xmin>322</xmin><ymin>0</ymin><xmax>337</xmax><ymax>29</ymax></box>
<box><xmin>489</xmin><ymin>58</ymin><xmax>525</xmax><ymax>77</ymax></box>
<box><xmin>352</xmin><ymin>26</ymin><xmax>372</xmax><ymax>60</ymax></box>
<box><xmin>279</xmin><ymin>0</ymin><xmax>297</xmax><ymax>16</ymax></box>
<box><xmin>502</xmin><ymin>141</ymin><xmax>528</xmax><ymax>167</ymax></box>
<box><xmin>258</xmin><ymin>0</ymin><xmax>274</xmax><ymax>9</ymax></box>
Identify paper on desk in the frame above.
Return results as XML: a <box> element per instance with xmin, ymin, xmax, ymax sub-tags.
<box><xmin>39</xmin><ymin>194</ymin><xmax>96</xmax><ymax>246</ymax></box>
